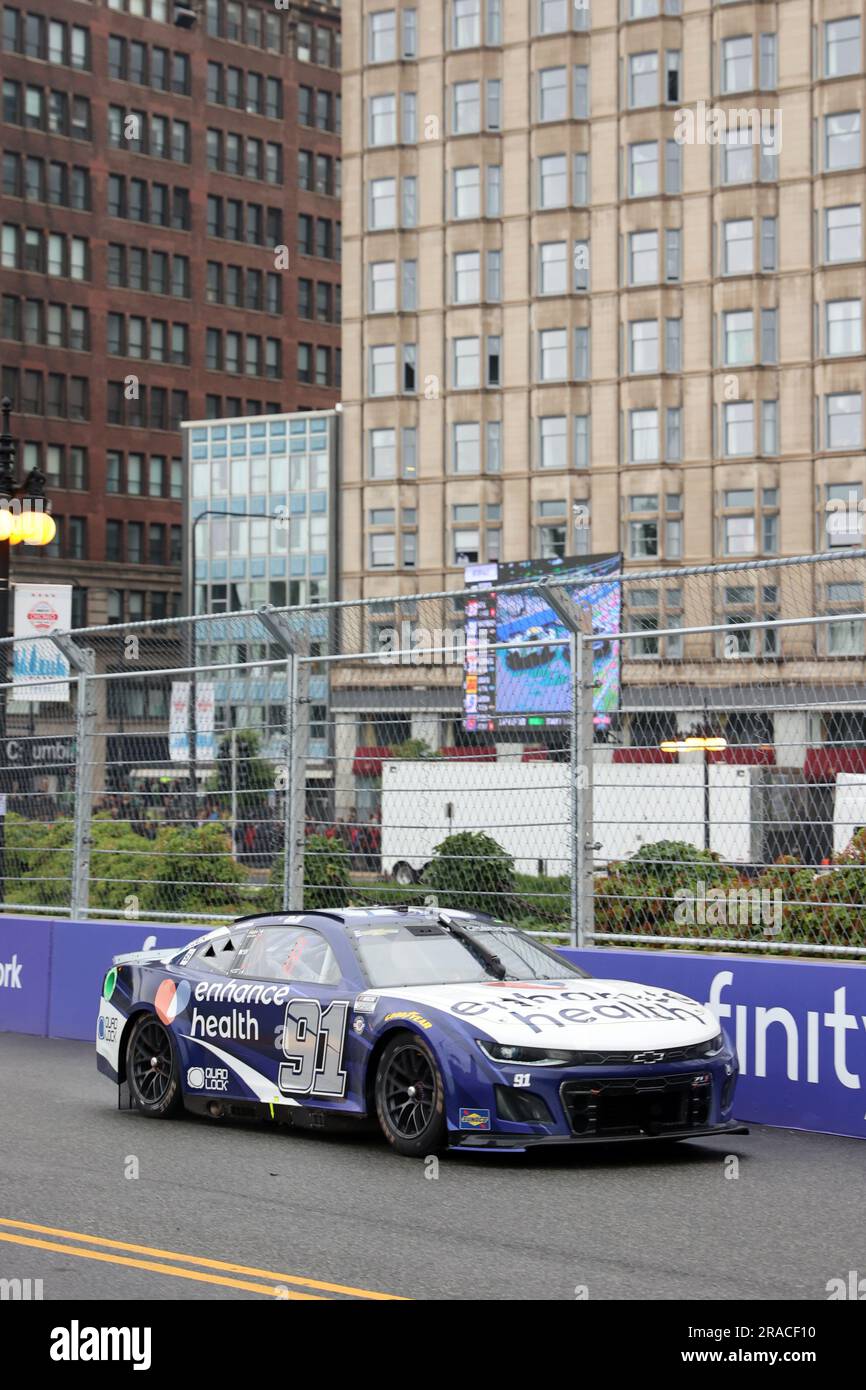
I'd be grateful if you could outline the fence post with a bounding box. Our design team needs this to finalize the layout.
[257,606,305,910]
[576,626,596,947]
[52,635,96,918]
[569,632,580,948]
[542,582,597,949]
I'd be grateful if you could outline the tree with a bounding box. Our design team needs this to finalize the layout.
[422,830,516,916]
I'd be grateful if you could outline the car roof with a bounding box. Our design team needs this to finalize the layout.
[228,907,504,931]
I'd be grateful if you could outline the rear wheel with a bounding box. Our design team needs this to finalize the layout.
[375,1032,447,1158]
[126,1014,182,1118]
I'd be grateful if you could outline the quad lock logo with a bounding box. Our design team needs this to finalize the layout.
[186,1066,229,1093]
[97,1015,118,1044]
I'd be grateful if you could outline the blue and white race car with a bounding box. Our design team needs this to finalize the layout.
[96,908,746,1157]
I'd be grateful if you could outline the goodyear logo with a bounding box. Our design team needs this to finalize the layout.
[383,1010,432,1031]
[459,1108,491,1131]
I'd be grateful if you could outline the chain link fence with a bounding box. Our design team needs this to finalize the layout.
[3,551,866,956]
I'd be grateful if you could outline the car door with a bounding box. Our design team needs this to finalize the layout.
[230,924,363,1115]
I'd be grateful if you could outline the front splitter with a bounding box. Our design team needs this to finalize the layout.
[451,1120,750,1152]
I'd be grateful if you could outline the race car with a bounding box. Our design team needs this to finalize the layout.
[96,907,746,1157]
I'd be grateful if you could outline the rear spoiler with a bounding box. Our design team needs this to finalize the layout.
[111,946,185,968]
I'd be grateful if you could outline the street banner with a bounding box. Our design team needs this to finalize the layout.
[169,680,190,762]
[169,680,216,763]
[195,682,216,763]
[12,584,72,702]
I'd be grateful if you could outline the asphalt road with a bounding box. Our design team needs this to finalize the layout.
[1,1033,864,1302]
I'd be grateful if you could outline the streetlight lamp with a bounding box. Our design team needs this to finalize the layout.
[658,733,728,851]
[0,396,56,901]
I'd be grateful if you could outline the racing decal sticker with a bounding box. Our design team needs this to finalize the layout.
[353,992,379,1014]
[383,1010,432,1030]
[186,1065,229,1092]
[459,1108,491,1131]
[102,967,118,1001]
[95,1000,125,1071]
[181,1034,300,1106]
[154,978,191,1026]
[352,1016,366,1035]
[278,998,350,1099]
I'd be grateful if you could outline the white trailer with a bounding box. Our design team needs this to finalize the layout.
[380,759,757,882]
[832,773,866,855]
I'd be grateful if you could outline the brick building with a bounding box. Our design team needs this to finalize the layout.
[0,0,341,627]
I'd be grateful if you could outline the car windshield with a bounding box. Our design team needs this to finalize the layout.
[353,919,589,989]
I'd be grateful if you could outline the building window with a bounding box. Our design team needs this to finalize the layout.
[630,319,658,373]
[723,309,753,365]
[453,166,481,219]
[539,154,567,208]
[454,250,480,303]
[627,496,660,559]
[452,80,481,133]
[825,482,864,547]
[539,241,567,295]
[370,531,396,569]
[629,230,658,284]
[539,67,568,122]
[630,409,659,463]
[825,112,861,171]
[539,415,567,469]
[369,177,396,230]
[723,401,755,456]
[826,299,862,356]
[723,219,753,275]
[826,393,863,450]
[826,205,862,262]
[629,52,658,108]
[369,10,396,63]
[369,427,396,479]
[629,141,659,197]
[453,0,481,49]
[539,328,568,380]
[825,18,861,78]
[369,260,396,313]
[722,36,752,94]
[369,93,396,146]
[453,421,481,473]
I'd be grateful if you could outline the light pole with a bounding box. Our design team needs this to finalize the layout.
[659,733,728,851]
[0,396,56,900]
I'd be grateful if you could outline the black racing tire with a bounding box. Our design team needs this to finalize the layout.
[126,1013,182,1118]
[375,1031,447,1158]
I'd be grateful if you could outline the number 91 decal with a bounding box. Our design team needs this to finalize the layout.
[278,998,349,1098]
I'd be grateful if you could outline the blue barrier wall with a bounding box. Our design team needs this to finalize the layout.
[0,916,199,1042]
[561,947,866,1141]
[1,915,864,1140]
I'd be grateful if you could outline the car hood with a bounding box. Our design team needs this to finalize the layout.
[370,978,719,1051]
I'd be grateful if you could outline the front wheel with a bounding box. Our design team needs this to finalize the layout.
[126,1014,182,1118]
[375,1033,447,1158]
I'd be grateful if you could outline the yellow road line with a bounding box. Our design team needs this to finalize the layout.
[0,1217,404,1301]
[0,1231,322,1299]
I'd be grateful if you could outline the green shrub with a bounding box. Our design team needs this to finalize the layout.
[422,829,516,916]
[595,839,739,938]
[139,823,248,916]
[263,833,352,912]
